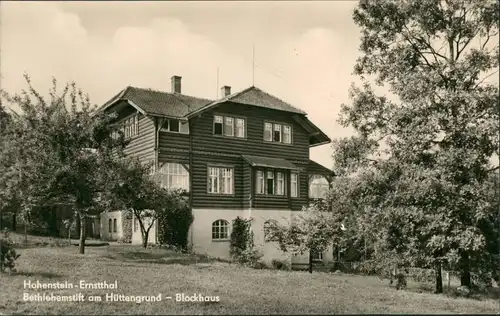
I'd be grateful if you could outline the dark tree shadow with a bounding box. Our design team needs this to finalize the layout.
[101,248,213,266]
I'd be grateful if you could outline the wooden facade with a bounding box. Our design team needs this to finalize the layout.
[103,85,332,213]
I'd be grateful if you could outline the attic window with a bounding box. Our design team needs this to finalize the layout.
[264,121,292,144]
[162,119,189,134]
[170,120,179,132]
[273,124,281,142]
[122,114,139,139]
[213,115,245,138]
[214,115,223,135]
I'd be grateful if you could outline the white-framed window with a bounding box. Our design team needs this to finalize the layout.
[158,163,189,191]
[180,121,189,133]
[276,172,285,195]
[311,250,323,261]
[208,167,219,193]
[208,166,234,194]
[290,172,298,198]
[212,219,229,240]
[214,115,245,138]
[222,168,233,194]
[162,119,189,134]
[256,170,265,194]
[283,125,291,144]
[264,122,273,141]
[264,121,291,144]
[214,115,223,135]
[108,219,112,233]
[236,118,245,138]
[113,219,117,233]
[309,175,329,199]
[256,169,290,196]
[273,124,282,142]
[111,130,120,140]
[266,171,275,195]
[224,117,234,136]
[123,114,139,139]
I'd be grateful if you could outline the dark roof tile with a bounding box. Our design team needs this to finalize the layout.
[102,86,213,117]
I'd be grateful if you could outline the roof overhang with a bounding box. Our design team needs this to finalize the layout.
[292,115,331,147]
[308,159,335,179]
[242,155,299,170]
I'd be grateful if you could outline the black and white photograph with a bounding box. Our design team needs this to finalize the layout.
[0,0,499,314]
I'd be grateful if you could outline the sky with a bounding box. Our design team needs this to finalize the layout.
[0,1,364,168]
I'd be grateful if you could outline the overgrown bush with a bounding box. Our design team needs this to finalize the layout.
[410,267,436,283]
[157,198,192,251]
[229,217,263,267]
[1,232,20,272]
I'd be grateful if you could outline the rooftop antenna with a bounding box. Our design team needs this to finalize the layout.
[216,66,219,99]
[252,44,255,86]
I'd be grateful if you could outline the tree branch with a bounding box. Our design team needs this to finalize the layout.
[473,70,500,90]
[486,166,499,173]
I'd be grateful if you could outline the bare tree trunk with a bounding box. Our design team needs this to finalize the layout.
[143,229,149,248]
[12,213,16,232]
[76,214,81,238]
[24,222,28,247]
[23,208,28,247]
[308,250,313,274]
[435,261,443,294]
[79,213,86,254]
[460,252,471,287]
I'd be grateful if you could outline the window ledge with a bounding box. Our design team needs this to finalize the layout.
[213,134,247,140]
[160,129,189,135]
[212,239,230,242]
[262,140,293,146]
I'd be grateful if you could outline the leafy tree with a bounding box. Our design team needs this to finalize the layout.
[266,204,344,273]
[109,158,186,248]
[334,0,499,292]
[0,75,126,254]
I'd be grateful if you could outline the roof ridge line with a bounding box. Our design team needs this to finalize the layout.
[129,85,213,102]
[251,86,306,115]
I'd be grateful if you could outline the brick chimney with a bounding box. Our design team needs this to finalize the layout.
[221,86,231,97]
[171,76,181,93]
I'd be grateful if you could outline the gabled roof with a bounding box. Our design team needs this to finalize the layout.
[186,86,306,118]
[98,86,213,118]
[242,155,299,170]
[99,84,330,147]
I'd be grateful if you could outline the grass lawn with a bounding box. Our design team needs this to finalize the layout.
[7,233,108,248]
[1,245,499,315]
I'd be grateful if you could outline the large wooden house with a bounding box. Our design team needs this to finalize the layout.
[98,76,333,265]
